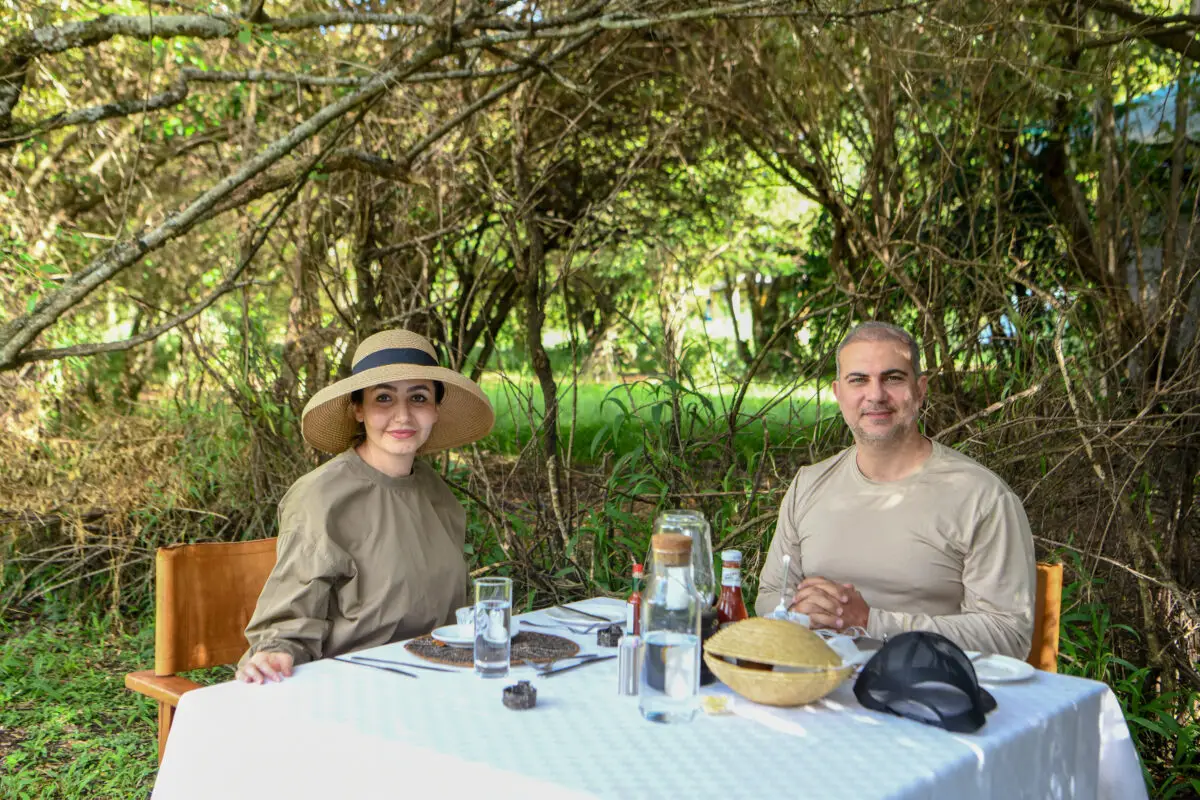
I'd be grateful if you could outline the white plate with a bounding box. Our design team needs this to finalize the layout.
[967,653,1036,683]
[431,624,474,648]
[544,605,625,625]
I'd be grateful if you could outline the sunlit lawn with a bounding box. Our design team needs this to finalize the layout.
[478,378,838,461]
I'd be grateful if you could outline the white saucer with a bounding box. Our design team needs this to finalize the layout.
[431,624,474,648]
[967,653,1036,683]
[545,605,624,625]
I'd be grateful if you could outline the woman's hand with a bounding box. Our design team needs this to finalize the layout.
[236,651,295,684]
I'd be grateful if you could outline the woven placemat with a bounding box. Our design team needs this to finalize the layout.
[404,631,580,668]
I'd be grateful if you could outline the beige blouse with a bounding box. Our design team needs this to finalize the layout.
[239,449,468,667]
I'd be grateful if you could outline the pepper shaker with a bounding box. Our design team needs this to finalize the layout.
[617,633,640,696]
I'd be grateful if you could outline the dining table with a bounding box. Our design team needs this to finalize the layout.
[151,597,1148,800]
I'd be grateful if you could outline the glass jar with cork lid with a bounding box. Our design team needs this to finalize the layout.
[639,532,702,723]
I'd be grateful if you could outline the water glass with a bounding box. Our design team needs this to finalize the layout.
[473,577,513,678]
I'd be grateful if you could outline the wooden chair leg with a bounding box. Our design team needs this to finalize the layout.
[157,700,177,763]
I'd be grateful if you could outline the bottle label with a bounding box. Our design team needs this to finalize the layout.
[721,567,742,587]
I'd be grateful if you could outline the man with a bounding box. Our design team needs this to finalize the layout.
[754,322,1036,659]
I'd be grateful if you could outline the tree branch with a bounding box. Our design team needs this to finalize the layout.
[1,75,189,145]
[12,144,314,366]
[179,64,529,88]
[0,39,454,370]
[0,11,437,127]
[1085,0,1200,61]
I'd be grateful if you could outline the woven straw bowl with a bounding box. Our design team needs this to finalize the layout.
[703,617,855,707]
[703,653,855,707]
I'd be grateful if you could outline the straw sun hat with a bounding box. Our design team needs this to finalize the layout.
[300,329,494,455]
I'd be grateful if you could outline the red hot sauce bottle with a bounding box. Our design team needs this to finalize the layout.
[716,550,749,629]
[626,563,644,635]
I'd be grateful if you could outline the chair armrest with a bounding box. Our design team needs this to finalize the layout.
[125,670,204,707]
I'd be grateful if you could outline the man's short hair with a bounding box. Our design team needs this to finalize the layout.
[837,321,922,378]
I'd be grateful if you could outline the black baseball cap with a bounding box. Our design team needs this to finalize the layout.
[853,631,997,733]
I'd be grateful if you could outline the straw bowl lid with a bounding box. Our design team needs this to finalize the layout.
[704,617,841,669]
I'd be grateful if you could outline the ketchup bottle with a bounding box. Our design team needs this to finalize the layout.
[716,550,748,628]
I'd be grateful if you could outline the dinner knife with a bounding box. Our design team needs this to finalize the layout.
[539,654,617,677]
[333,656,417,679]
[559,604,614,623]
[350,655,458,673]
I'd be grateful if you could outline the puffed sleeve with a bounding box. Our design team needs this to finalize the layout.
[238,494,354,668]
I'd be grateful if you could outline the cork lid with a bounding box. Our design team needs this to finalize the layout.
[652,533,691,553]
[651,533,692,567]
[704,618,840,669]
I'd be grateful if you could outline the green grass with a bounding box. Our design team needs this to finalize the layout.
[478,378,837,461]
[0,615,161,799]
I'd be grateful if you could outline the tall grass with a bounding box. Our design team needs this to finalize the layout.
[1057,552,1200,798]
[479,376,836,463]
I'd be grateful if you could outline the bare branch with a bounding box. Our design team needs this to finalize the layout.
[1085,0,1200,61]
[1,76,189,145]
[11,155,308,366]
[11,279,251,364]
[15,11,433,56]
[0,11,435,126]
[0,38,455,370]
[179,64,529,87]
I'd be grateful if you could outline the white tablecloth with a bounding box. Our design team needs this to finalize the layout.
[153,598,1147,800]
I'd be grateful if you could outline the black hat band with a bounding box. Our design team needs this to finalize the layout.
[352,347,440,374]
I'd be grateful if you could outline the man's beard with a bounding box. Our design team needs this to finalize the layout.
[853,406,915,443]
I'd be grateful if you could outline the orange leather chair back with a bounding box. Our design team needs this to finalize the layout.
[1027,562,1063,672]
[154,539,278,675]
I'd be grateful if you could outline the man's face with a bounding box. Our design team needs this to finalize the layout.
[832,338,927,444]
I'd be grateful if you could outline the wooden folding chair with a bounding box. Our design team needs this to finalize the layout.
[125,538,277,762]
[1027,561,1063,672]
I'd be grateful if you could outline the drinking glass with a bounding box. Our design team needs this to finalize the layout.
[473,577,513,678]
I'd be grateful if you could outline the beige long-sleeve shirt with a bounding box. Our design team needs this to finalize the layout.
[754,441,1035,659]
[239,449,468,667]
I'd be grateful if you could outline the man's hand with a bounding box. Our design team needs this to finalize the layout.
[790,576,869,631]
[235,651,295,684]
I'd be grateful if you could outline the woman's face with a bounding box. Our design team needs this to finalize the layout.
[353,380,439,475]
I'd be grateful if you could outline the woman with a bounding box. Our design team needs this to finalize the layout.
[236,329,494,683]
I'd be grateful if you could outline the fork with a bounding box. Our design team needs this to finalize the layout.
[520,653,601,674]
[521,620,611,633]
[521,655,613,677]
[333,656,417,679]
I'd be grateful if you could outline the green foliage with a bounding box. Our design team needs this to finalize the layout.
[0,613,158,799]
[1058,553,1200,798]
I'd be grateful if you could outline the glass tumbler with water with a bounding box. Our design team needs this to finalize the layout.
[639,533,701,723]
[474,576,512,678]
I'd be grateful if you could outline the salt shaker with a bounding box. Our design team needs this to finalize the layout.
[617,633,640,695]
